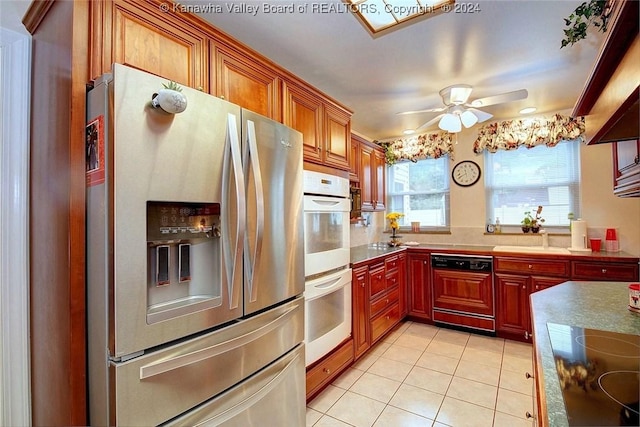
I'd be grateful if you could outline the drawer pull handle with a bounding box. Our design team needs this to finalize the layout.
[323,368,331,374]
[525,372,533,379]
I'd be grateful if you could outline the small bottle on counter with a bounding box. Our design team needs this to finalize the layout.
[486,219,495,234]
[495,217,501,234]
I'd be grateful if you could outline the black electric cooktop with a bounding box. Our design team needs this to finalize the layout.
[547,323,640,426]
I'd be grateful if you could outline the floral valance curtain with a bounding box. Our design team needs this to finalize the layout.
[380,132,454,165]
[473,114,585,153]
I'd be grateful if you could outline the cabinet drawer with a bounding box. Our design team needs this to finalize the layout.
[370,265,386,298]
[370,286,399,318]
[385,255,399,272]
[572,262,639,281]
[494,257,570,277]
[306,338,353,400]
[371,303,400,343]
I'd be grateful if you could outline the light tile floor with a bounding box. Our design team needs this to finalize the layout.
[307,321,536,427]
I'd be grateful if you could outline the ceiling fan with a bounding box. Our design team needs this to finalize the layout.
[398,84,528,133]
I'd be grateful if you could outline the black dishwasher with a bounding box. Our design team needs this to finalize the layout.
[431,254,495,333]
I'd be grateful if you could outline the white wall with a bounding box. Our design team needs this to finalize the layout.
[351,127,640,256]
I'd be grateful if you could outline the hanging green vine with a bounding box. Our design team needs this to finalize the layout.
[561,0,611,48]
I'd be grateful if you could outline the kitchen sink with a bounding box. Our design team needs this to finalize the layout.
[492,245,571,254]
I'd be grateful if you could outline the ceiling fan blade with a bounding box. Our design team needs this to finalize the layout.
[416,114,444,130]
[397,106,446,115]
[469,89,528,108]
[467,108,493,123]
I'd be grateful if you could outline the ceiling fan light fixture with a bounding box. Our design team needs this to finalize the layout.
[460,110,479,128]
[439,113,462,133]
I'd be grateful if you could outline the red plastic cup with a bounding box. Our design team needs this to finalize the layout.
[605,228,617,240]
[590,238,601,252]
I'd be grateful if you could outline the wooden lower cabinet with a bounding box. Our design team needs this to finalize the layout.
[495,256,570,342]
[407,252,431,321]
[352,266,370,359]
[306,338,354,402]
[351,253,405,362]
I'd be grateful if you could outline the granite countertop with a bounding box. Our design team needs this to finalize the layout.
[350,243,638,265]
[530,281,640,427]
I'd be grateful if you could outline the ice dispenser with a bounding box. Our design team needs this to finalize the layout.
[146,201,222,324]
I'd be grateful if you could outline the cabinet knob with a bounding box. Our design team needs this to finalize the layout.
[386,315,390,320]
[528,264,533,269]
[423,261,427,265]
[525,372,534,379]
[220,95,225,100]
[323,367,331,374]
[385,299,389,304]
[535,285,539,291]
[522,285,526,290]
[524,331,530,340]
[525,412,534,419]
[601,269,607,274]
[361,283,365,288]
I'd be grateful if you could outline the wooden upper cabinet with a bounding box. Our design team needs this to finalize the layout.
[324,103,351,170]
[212,43,281,120]
[349,134,361,182]
[283,80,324,162]
[92,0,209,90]
[283,79,351,171]
[359,139,386,211]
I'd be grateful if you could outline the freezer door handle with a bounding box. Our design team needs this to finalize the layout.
[243,119,264,302]
[139,302,300,380]
[186,349,302,425]
[222,113,245,310]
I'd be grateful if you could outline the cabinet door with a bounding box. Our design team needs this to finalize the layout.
[101,1,208,89]
[323,104,351,170]
[407,253,431,320]
[349,134,361,182]
[373,148,386,211]
[495,273,530,340]
[352,266,370,360]
[283,81,323,164]
[360,143,375,211]
[213,44,281,120]
[397,253,407,318]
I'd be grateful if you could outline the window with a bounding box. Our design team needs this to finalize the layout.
[485,141,581,228]
[386,156,450,230]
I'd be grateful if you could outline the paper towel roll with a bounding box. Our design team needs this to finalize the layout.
[570,219,588,250]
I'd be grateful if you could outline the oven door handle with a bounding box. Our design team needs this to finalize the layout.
[305,270,351,300]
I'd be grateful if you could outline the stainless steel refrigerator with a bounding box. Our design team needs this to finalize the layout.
[86,64,305,426]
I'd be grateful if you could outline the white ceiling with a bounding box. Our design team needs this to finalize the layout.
[197,0,606,141]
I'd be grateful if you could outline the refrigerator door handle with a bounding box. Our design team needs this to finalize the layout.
[243,119,264,302]
[222,113,245,310]
[138,302,300,380]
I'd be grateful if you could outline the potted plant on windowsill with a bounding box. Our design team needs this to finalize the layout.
[521,206,545,233]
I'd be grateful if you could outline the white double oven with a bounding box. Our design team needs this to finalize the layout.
[303,170,352,366]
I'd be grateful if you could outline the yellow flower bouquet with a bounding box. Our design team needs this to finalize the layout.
[385,212,404,238]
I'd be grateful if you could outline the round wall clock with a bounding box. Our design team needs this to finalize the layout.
[451,160,481,187]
